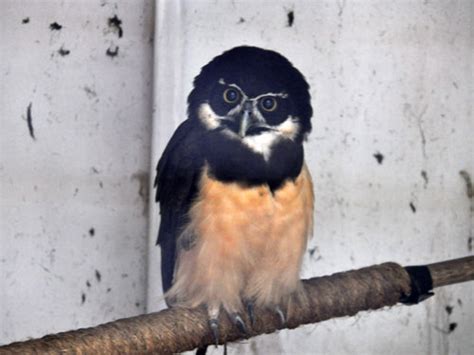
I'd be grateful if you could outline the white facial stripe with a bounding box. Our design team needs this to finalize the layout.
[198,103,221,129]
[277,115,299,140]
[200,81,299,143]
[198,102,297,160]
[252,108,267,124]
[198,103,298,139]
[227,102,243,116]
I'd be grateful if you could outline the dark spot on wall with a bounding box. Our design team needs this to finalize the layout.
[308,246,322,261]
[83,86,98,100]
[40,264,51,274]
[445,305,453,315]
[50,22,62,31]
[73,188,79,196]
[404,103,428,159]
[48,248,56,264]
[107,287,112,293]
[287,10,294,27]
[409,202,416,213]
[337,0,347,16]
[457,299,463,306]
[421,170,429,188]
[135,302,141,308]
[452,82,458,89]
[95,269,102,282]
[238,17,245,24]
[373,152,384,164]
[108,15,123,38]
[121,273,129,278]
[58,46,70,56]
[90,166,100,174]
[26,102,35,140]
[459,171,473,250]
[89,228,95,237]
[459,170,473,200]
[106,45,119,58]
[132,171,150,215]
[448,322,457,333]
[99,181,104,188]
[22,17,30,24]
[81,292,86,304]
[86,280,91,288]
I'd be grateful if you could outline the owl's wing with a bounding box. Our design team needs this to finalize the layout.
[155,118,205,293]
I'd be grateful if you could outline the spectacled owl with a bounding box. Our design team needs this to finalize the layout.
[155,45,314,348]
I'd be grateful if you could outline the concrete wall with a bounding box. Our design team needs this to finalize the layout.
[1,0,473,354]
[149,1,473,354]
[0,0,154,344]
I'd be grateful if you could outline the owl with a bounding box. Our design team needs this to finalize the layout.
[155,46,314,347]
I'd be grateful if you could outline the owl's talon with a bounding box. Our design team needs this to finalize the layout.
[231,313,248,334]
[209,318,219,347]
[245,301,255,326]
[275,306,286,327]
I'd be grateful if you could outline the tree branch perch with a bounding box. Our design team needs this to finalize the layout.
[1,256,473,354]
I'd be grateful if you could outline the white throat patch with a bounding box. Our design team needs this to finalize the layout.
[242,132,279,161]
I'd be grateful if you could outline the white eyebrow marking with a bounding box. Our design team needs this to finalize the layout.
[254,92,288,100]
[216,79,288,101]
[217,79,248,101]
[227,83,248,99]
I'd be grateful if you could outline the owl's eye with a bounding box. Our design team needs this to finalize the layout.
[260,97,278,112]
[223,88,240,104]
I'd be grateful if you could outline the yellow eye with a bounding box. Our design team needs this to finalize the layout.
[260,96,277,112]
[223,88,240,104]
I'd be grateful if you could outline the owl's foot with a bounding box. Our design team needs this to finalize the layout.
[245,300,255,326]
[229,312,248,334]
[208,318,220,347]
[244,301,286,328]
[274,305,286,327]
[272,288,308,327]
[245,301,285,327]
[206,305,249,346]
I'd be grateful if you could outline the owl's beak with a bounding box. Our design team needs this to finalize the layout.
[238,101,253,137]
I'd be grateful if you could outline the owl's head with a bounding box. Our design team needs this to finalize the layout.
[188,46,312,148]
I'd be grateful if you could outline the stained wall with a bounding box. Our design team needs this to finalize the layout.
[149,1,473,354]
[1,0,472,353]
[1,0,154,343]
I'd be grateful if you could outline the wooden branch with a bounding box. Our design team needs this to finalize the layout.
[428,256,474,288]
[1,256,473,354]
